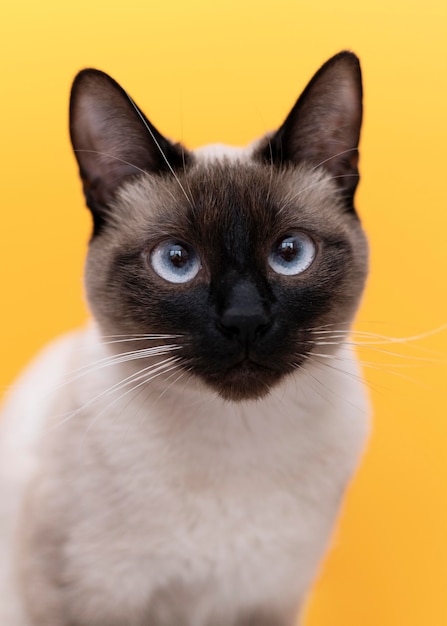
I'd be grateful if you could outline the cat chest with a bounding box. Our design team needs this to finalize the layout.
[50,360,368,621]
[63,468,333,623]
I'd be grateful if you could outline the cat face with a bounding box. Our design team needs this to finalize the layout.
[70,52,368,401]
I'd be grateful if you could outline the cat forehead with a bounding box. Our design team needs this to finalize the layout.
[193,143,252,163]
[109,149,350,249]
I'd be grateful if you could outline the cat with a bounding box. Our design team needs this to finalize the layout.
[0,51,370,626]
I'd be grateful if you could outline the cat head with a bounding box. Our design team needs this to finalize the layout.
[69,51,368,401]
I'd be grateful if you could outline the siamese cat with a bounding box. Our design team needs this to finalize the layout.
[0,51,370,625]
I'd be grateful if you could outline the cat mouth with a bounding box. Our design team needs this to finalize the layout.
[227,357,276,375]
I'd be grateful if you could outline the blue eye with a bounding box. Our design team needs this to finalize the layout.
[268,233,316,276]
[150,240,201,284]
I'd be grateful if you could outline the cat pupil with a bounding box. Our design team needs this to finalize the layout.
[169,245,188,267]
[280,239,299,262]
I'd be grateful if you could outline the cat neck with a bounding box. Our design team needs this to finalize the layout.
[72,324,369,472]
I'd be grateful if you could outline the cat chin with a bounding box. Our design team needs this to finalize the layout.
[201,360,288,402]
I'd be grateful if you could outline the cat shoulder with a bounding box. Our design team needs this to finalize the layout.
[0,326,98,468]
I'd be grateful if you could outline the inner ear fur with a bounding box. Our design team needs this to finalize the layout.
[69,69,189,232]
[258,51,363,204]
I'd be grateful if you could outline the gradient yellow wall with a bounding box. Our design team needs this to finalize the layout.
[1,1,446,624]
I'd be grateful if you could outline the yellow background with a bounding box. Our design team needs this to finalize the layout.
[1,1,446,624]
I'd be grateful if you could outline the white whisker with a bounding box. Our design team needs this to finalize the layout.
[308,352,434,389]
[309,351,433,368]
[277,174,358,215]
[309,147,358,172]
[51,355,180,429]
[348,343,446,363]
[80,359,182,442]
[307,359,384,400]
[99,334,181,344]
[310,340,446,364]
[153,368,189,406]
[74,149,147,176]
[125,93,194,208]
[59,345,181,388]
[311,322,447,344]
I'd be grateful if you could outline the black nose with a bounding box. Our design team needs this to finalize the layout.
[219,306,272,344]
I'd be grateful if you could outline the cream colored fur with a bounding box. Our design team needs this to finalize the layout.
[0,322,369,625]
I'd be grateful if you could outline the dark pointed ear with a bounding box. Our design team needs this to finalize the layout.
[69,69,189,232]
[259,51,363,205]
